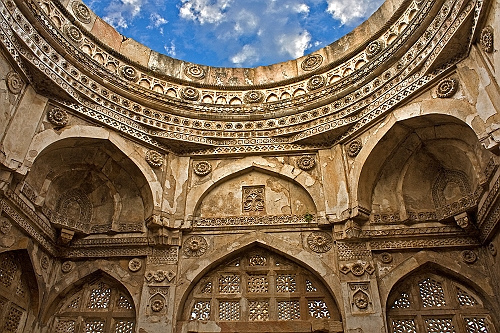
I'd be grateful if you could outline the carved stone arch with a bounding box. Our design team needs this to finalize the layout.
[355,113,492,222]
[0,249,40,333]
[175,232,344,325]
[43,269,137,332]
[25,126,161,212]
[383,252,499,333]
[186,158,325,222]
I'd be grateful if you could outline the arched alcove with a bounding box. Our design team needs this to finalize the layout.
[178,245,341,333]
[24,137,153,236]
[387,269,497,333]
[48,272,136,333]
[357,115,491,223]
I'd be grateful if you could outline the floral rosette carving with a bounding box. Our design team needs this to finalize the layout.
[243,91,264,104]
[48,107,69,126]
[297,156,316,171]
[146,150,163,168]
[41,255,49,270]
[380,252,393,264]
[151,299,164,312]
[436,78,458,98]
[61,261,74,274]
[350,263,365,276]
[354,292,369,309]
[301,54,323,71]
[0,217,12,235]
[6,71,23,94]
[307,232,333,253]
[183,236,208,257]
[72,1,91,24]
[121,66,139,82]
[63,25,83,44]
[488,243,497,256]
[480,26,494,53]
[366,40,384,59]
[128,258,142,272]
[180,87,200,101]
[194,161,212,176]
[347,139,363,157]
[307,75,326,90]
[461,250,477,264]
[184,64,206,80]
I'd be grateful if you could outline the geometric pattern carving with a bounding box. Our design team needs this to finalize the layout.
[242,186,265,213]
[388,273,494,333]
[184,247,339,324]
[53,277,135,333]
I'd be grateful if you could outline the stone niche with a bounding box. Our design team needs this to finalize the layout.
[196,170,316,218]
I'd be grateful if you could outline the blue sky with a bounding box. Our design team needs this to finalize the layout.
[83,0,384,67]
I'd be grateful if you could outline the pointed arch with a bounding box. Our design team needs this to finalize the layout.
[175,231,344,324]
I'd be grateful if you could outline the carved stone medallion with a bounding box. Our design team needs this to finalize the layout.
[301,54,323,71]
[488,243,497,256]
[307,232,333,253]
[71,1,91,24]
[146,150,163,168]
[128,258,142,272]
[184,64,206,80]
[180,87,200,101]
[480,26,494,53]
[380,252,393,264]
[151,299,165,312]
[436,78,458,98]
[297,156,316,171]
[61,261,74,274]
[183,236,208,257]
[350,263,365,276]
[40,255,49,270]
[461,250,477,264]
[366,40,384,59]
[194,161,212,176]
[6,71,23,94]
[47,107,69,126]
[347,139,363,157]
[63,25,83,44]
[0,217,12,235]
[120,66,139,82]
[243,91,264,104]
[354,291,370,309]
[307,75,325,90]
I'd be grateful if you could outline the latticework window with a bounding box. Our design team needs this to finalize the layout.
[183,247,340,330]
[52,277,135,333]
[388,273,496,333]
[0,251,32,333]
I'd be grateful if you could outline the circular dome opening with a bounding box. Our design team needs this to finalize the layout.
[83,0,385,67]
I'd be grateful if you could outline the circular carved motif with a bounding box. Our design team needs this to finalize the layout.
[146,150,163,168]
[380,252,393,264]
[194,161,212,176]
[243,91,264,104]
[347,139,363,157]
[71,1,91,24]
[151,299,164,312]
[48,107,69,126]
[121,66,139,82]
[183,236,208,257]
[307,232,333,253]
[184,64,206,80]
[297,156,316,171]
[436,78,458,98]
[41,255,49,270]
[61,261,74,274]
[307,75,326,90]
[461,250,477,264]
[128,258,142,272]
[63,25,83,44]
[0,217,12,235]
[366,40,384,59]
[180,87,200,101]
[488,243,497,256]
[301,54,323,71]
[154,270,166,282]
[6,71,23,94]
[351,263,365,276]
[354,292,369,309]
[480,26,494,53]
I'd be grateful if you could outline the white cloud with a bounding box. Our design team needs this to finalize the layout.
[294,3,310,14]
[101,0,145,29]
[179,0,233,25]
[326,0,383,25]
[278,30,312,59]
[148,13,168,29]
[164,40,177,57]
[231,44,259,65]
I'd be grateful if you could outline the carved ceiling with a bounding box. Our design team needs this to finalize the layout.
[0,0,490,154]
